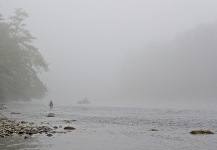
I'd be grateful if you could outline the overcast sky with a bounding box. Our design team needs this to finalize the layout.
[1,0,217,109]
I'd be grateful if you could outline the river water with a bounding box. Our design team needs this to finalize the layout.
[0,103,217,150]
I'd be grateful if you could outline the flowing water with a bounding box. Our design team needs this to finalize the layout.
[0,103,217,150]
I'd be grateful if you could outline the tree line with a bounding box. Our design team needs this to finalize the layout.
[121,23,217,101]
[0,8,48,102]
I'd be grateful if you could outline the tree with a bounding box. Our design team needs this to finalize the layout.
[0,14,13,101]
[0,8,48,102]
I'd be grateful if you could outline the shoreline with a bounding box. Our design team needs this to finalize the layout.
[0,108,53,139]
[0,104,75,139]
[1,103,217,150]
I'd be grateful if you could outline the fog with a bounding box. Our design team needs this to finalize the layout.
[1,0,217,109]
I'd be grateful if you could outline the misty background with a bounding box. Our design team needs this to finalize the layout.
[1,0,217,109]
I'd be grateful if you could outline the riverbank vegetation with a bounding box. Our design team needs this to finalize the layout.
[0,8,48,102]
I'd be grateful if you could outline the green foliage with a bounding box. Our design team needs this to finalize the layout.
[0,8,48,102]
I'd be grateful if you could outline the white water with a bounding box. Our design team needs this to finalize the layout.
[1,103,217,150]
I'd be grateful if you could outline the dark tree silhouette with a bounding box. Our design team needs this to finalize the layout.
[0,9,48,102]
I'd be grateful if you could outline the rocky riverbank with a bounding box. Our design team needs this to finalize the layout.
[0,115,76,139]
[0,104,76,139]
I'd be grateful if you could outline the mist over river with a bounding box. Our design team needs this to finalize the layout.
[1,103,217,150]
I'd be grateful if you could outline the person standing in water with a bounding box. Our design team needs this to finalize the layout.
[49,100,53,109]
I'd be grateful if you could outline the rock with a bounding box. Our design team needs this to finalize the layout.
[64,120,71,123]
[51,131,57,134]
[11,112,20,115]
[53,126,58,129]
[14,127,21,131]
[64,119,77,123]
[47,113,55,117]
[19,131,25,135]
[149,129,158,131]
[7,120,15,123]
[64,126,76,130]
[31,127,38,132]
[21,121,28,124]
[47,133,53,137]
[190,130,214,135]
[0,104,7,110]
[29,122,34,125]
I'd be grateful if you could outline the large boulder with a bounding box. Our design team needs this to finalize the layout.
[190,130,214,135]
[64,126,76,130]
[46,113,55,117]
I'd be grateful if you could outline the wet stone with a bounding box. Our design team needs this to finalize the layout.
[11,112,21,115]
[149,129,158,131]
[21,121,28,124]
[64,126,76,130]
[47,133,53,137]
[190,130,214,135]
[47,113,55,117]
[53,126,58,129]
